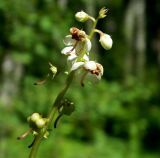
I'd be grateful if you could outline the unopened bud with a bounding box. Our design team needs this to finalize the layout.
[99,7,108,19]
[75,11,89,22]
[43,131,49,138]
[62,102,75,116]
[49,62,57,78]
[60,99,75,116]
[29,113,41,122]
[36,118,46,128]
[99,33,113,50]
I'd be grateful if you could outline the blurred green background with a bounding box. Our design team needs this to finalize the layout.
[0,0,160,158]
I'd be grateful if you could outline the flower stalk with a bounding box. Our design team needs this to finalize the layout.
[29,72,74,158]
[88,18,99,39]
[20,7,113,158]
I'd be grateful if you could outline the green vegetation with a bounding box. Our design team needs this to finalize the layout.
[0,0,160,158]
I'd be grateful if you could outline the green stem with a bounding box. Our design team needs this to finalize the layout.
[94,29,103,35]
[29,72,75,158]
[48,71,75,123]
[88,17,100,39]
[77,17,100,61]
[28,15,99,157]
[29,135,42,158]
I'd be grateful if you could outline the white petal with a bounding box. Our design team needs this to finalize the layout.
[84,61,97,70]
[67,54,77,61]
[71,62,84,71]
[61,46,74,55]
[63,35,76,46]
[97,63,104,75]
[100,65,104,75]
[83,54,89,61]
[85,38,92,51]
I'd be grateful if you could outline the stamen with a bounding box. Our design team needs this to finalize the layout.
[68,41,79,54]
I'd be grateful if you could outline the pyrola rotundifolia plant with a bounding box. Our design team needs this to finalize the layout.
[18,7,113,158]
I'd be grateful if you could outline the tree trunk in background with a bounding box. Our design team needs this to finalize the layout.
[124,0,146,84]
[153,29,160,79]
[57,0,68,10]
[134,0,146,80]
[124,0,146,157]
[0,53,23,107]
[85,0,99,60]
[126,122,142,158]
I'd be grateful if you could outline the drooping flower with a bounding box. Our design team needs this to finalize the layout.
[71,60,104,86]
[84,61,103,80]
[79,61,103,86]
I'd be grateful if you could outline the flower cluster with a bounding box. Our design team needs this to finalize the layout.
[61,8,113,85]
[27,113,48,130]
[17,113,49,144]
[18,8,113,156]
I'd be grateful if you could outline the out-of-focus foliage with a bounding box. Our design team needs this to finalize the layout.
[0,0,160,158]
[0,0,73,72]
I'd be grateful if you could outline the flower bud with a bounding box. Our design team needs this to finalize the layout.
[62,102,75,116]
[29,113,41,123]
[36,118,46,128]
[43,131,49,139]
[75,11,89,22]
[49,62,57,78]
[61,99,75,116]
[99,33,113,50]
[99,7,108,19]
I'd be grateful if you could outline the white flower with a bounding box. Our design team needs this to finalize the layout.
[71,60,103,87]
[63,35,76,46]
[99,33,113,50]
[75,11,89,22]
[61,28,91,71]
[61,35,91,56]
[84,61,103,80]
[61,27,93,72]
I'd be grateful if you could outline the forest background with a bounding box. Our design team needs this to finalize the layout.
[0,0,160,158]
